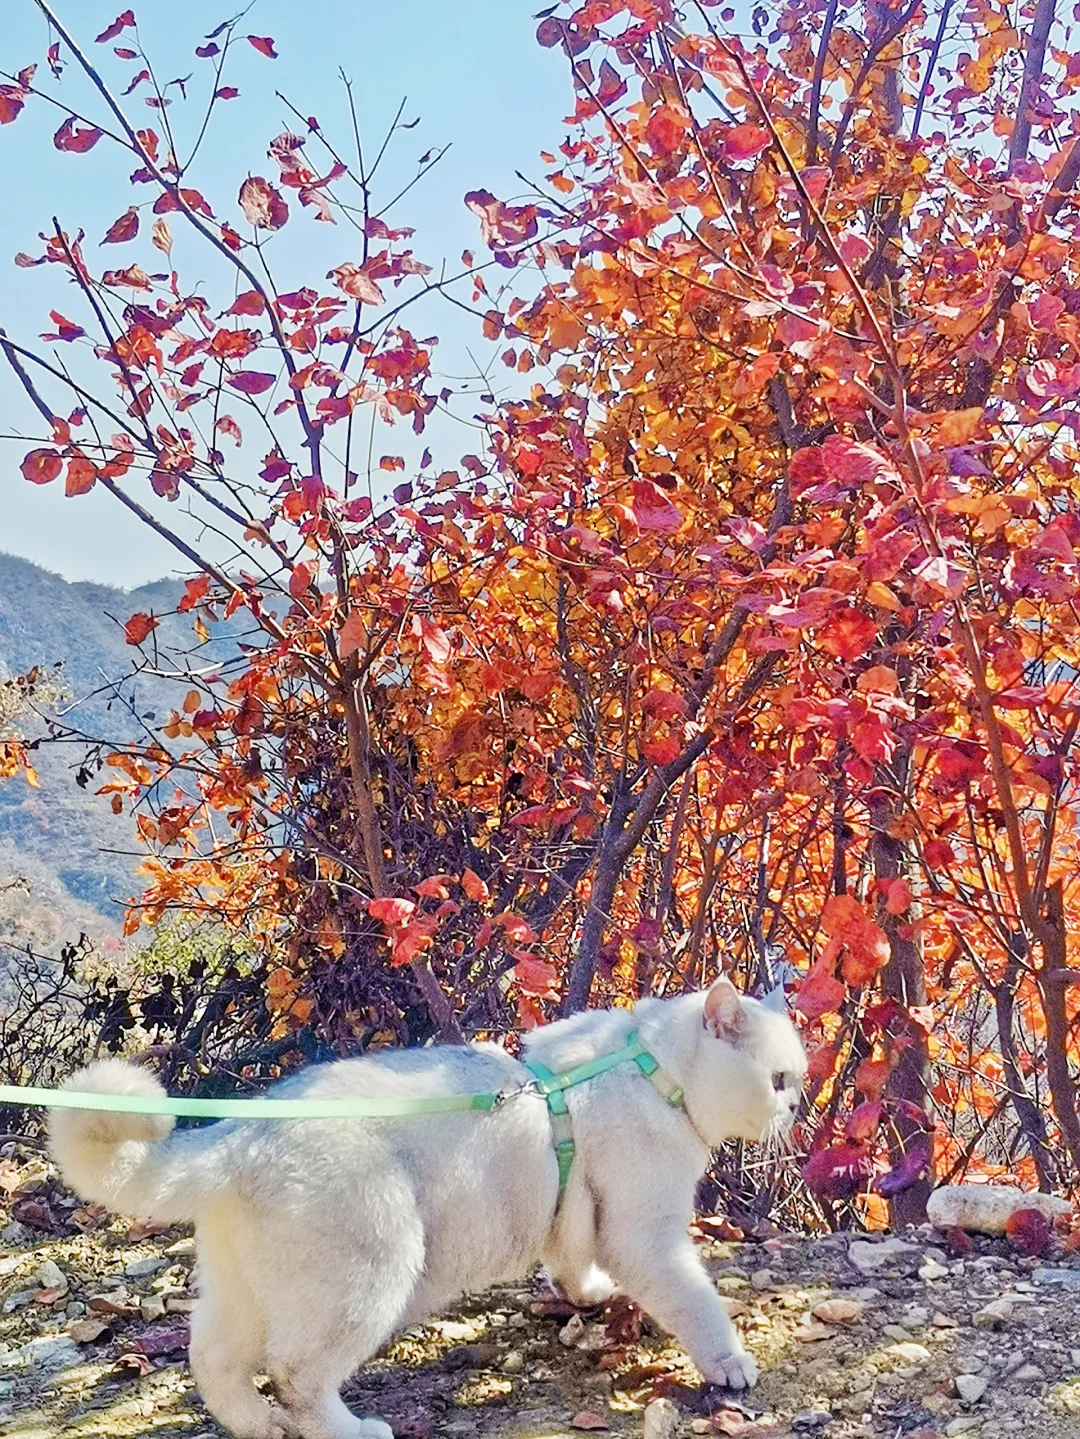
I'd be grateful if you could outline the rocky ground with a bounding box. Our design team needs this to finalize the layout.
[0,1141,1078,1439]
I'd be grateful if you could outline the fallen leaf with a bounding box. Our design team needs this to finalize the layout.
[570,1413,610,1431]
[69,1318,110,1343]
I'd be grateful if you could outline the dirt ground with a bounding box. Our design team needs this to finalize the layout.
[1,1142,1079,1439]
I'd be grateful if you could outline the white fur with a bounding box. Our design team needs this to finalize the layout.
[49,981,805,1439]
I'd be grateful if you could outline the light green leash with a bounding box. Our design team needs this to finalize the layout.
[0,1030,685,1204]
[0,1085,500,1120]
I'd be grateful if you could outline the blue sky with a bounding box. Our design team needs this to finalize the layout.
[0,1,570,587]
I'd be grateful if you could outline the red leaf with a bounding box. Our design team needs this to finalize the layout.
[845,1100,883,1144]
[227,371,276,396]
[923,838,955,869]
[723,123,771,162]
[368,897,416,925]
[569,1413,609,1432]
[328,262,384,305]
[124,611,158,646]
[228,290,266,316]
[288,560,317,598]
[338,610,366,660]
[215,86,239,100]
[1005,1208,1052,1258]
[238,176,288,230]
[417,617,451,665]
[461,868,489,903]
[178,575,210,612]
[103,207,140,244]
[514,956,559,997]
[41,311,85,342]
[642,735,682,766]
[65,454,97,496]
[390,917,437,967]
[413,875,453,900]
[818,607,877,662]
[246,35,278,58]
[793,963,845,1021]
[20,448,63,485]
[215,415,242,446]
[53,116,103,153]
[802,1141,874,1200]
[855,1058,892,1101]
[0,85,27,125]
[95,10,136,43]
[876,1137,933,1198]
[885,878,912,915]
[464,189,538,249]
[630,478,684,533]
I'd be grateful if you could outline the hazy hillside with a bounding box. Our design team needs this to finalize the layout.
[0,552,195,945]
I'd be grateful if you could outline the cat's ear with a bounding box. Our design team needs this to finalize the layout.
[703,977,745,1042]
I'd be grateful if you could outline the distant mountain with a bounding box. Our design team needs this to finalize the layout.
[0,552,199,948]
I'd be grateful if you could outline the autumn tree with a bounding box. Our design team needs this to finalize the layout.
[6,0,1080,1227]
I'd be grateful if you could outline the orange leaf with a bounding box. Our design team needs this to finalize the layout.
[368,897,416,925]
[124,611,158,646]
[338,610,367,660]
[461,868,489,903]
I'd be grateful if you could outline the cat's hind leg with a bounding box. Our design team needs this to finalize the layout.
[190,1219,292,1439]
[259,1202,425,1439]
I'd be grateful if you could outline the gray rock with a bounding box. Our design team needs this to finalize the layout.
[848,1238,920,1274]
[0,1223,33,1248]
[34,1259,68,1296]
[165,1236,196,1256]
[955,1374,988,1403]
[124,1256,166,1279]
[973,1296,1013,1328]
[1010,1363,1044,1383]
[500,1351,524,1374]
[945,1419,983,1436]
[10,1335,81,1372]
[1,1290,34,1314]
[792,1414,834,1432]
[140,1294,167,1322]
[1033,1267,1080,1286]
[883,1324,914,1341]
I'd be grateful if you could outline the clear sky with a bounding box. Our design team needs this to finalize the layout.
[0,1,570,588]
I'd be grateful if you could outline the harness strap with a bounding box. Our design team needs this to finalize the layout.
[523,1031,685,1202]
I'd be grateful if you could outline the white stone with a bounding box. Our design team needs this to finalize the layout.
[955,1374,988,1403]
[919,1259,949,1282]
[643,1398,679,1439]
[974,1297,1014,1328]
[886,1342,931,1367]
[927,1185,1071,1236]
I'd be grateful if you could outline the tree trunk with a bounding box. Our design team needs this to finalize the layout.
[870,756,933,1227]
[1038,880,1080,1175]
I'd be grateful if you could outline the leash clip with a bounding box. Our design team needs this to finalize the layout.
[492,1080,539,1108]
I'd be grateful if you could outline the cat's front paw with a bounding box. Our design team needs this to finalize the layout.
[707,1349,758,1390]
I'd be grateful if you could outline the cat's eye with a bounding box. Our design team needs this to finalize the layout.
[771,1071,787,1093]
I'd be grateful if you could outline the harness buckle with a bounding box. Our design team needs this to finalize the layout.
[492,1081,538,1109]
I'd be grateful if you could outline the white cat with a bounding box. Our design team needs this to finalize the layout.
[49,978,805,1439]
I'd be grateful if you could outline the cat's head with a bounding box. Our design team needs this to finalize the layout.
[683,977,807,1147]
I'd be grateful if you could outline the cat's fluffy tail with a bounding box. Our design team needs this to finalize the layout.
[48,1059,208,1221]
